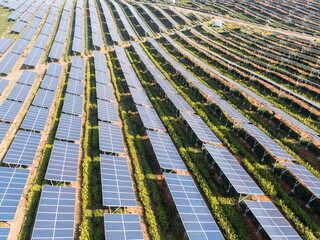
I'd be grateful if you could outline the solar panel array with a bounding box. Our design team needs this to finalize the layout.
[129,87,152,107]
[3,130,42,166]
[100,155,136,207]
[238,122,296,162]
[0,38,14,57]
[104,214,144,239]
[110,0,138,39]
[62,93,83,116]
[48,0,73,61]
[151,4,179,29]
[165,91,195,113]
[98,121,125,154]
[97,99,119,123]
[147,130,187,171]
[96,83,114,101]
[0,228,10,240]
[122,1,153,36]
[138,3,166,32]
[0,122,10,144]
[0,78,9,94]
[46,141,80,182]
[181,112,222,144]
[136,105,166,131]
[0,167,30,221]
[56,113,82,141]
[89,0,104,49]
[99,0,121,44]
[244,201,301,240]
[72,1,84,54]
[31,186,76,239]
[205,144,263,195]
[168,6,191,25]
[164,173,224,240]
[20,106,50,132]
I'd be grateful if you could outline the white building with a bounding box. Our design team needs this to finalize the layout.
[214,19,223,27]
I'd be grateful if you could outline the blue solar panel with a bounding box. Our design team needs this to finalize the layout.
[0,53,20,75]
[32,186,76,240]
[104,214,144,239]
[10,39,29,55]
[72,57,85,70]
[48,42,64,60]
[29,16,42,29]
[72,38,84,54]
[17,70,37,86]
[69,67,84,81]
[21,106,50,132]
[46,63,63,78]
[3,130,42,166]
[97,99,118,123]
[11,21,27,33]
[0,100,23,122]
[0,122,10,144]
[98,122,125,154]
[54,30,68,44]
[0,228,10,240]
[0,38,14,56]
[66,79,84,96]
[46,141,80,182]
[96,83,114,101]
[23,47,44,68]
[34,34,50,49]
[41,22,54,36]
[7,83,32,102]
[0,78,9,94]
[136,105,166,131]
[95,70,111,85]
[40,75,60,91]
[147,130,187,171]
[62,93,83,115]
[164,173,224,240]
[100,155,136,207]
[21,26,37,41]
[74,25,84,39]
[32,89,55,108]
[129,87,152,107]
[56,114,82,141]
[0,167,30,221]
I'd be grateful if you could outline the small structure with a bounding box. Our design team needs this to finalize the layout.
[169,0,176,3]
[214,19,223,27]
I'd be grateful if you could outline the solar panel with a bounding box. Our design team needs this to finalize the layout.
[0,78,9,94]
[21,106,50,132]
[97,99,119,123]
[164,173,224,240]
[0,100,22,122]
[7,83,32,102]
[21,26,37,41]
[3,130,41,166]
[41,22,54,36]
[0,53,20,75]
[32,89,55,108]
[62,93,83,116]
[138,3,166,32]
[17,70,37,86]
[23,47,43,68]
[66,79,84,96]
[55,114,82,141]
[95,70,111,85]
[100,155,136,207]
[10,39,29,55]
[74,25,84,39]
[96,83,114,101]
[129,87,152,107]
[205,144,263,195]
[0,228,10,240]
[72,57,85,70]
[0,122,10,144]
[181,112,221,144]
[104,214,144,239]
[46,63,63,77]
[48,42,64,60]
[238,122,296,162]
[72,37,84,54]
[11,21,27,33]
[31,186,76,240]
[166,92,195,113]
[98,121,125,154]
[0,38,14,56]
[151,5,179,28]
[282,162,320,199]
[147,130,187,171]
[0,167,29,221]
[136,105,165,131]
[46,141,80,182]
[40,75,60,91]
[210,97,250,123]
[244,200,301,240]
[69,67,84,81]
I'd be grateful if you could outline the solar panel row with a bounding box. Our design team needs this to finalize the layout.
[99,0,121,44]
[48,0,73,61]
[72,2,84,54]
[138,3,166,32]
[151,4,179,29]
[89,0,104,49]
[93,51,111,85]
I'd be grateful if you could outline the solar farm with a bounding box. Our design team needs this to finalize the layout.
[1,0,320,239]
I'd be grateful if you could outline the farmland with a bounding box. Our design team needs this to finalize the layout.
[0,0,320,239]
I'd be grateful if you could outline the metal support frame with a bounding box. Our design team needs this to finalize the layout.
[261,150,268,161]
[306,195,317,208]
[291,180,300,193]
